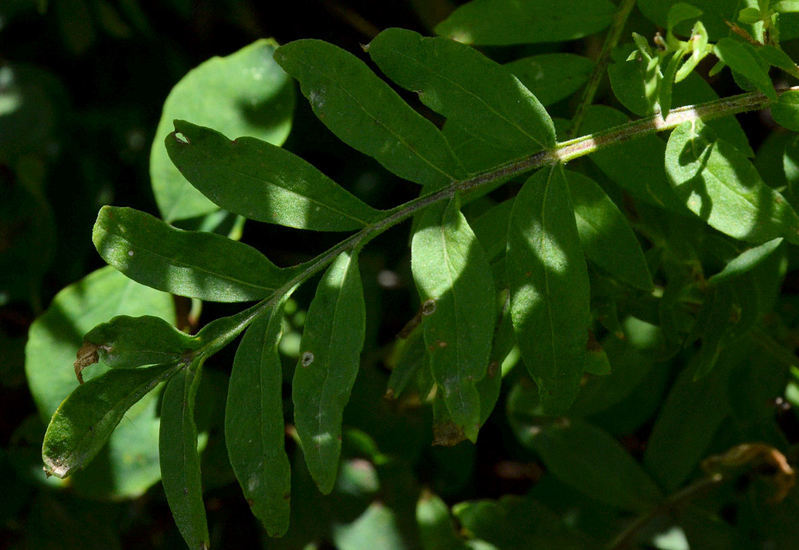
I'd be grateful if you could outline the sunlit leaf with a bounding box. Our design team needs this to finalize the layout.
[275,39,465,188]
[151,39,294,221]
[412,197,495,441]
[507,166,590,414]
[435,0,615,46]
[665,120,799,243]
[166,121,382,231]
[93,206,295,302]
[293,251,365,494]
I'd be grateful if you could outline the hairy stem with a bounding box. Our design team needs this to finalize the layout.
[570,0,637,137]
[197,85,799,356]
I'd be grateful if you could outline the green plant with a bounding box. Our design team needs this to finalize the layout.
[24,0,799,548]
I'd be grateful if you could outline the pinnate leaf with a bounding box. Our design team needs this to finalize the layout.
[160,364,209,550]
[93,206,295,302]
[151,39,294,222]
[507,166,590,414]
[435,0,615,46]
[166,121,381,231]
[226,304,292,536]
[42,364,175,478]
[665,120,799,244]
[293,251,365,494]
[412,197,495,441]
[274,39,465,188]
[368,28,555,169]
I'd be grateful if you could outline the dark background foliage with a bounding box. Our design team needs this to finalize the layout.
[4,1,799,549]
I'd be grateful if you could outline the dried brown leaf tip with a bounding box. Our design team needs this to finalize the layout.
[702,442,796,502]
[433,420,466,447]
[73,342,99,384]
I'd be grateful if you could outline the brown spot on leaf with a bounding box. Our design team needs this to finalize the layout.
[433,421,466,447]
[74,342,99,384]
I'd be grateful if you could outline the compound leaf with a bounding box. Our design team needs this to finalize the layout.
[412,197,495,442]
[293,251,365,494]
[151,39,294,222]
[166,121,382,231]
[93,206,295,302]
[274,39,465,188]
[226,304,291,536]
[507,166,590,414]
[369,28,555,169]
[565,170,653,291]
[435,0,615,46]
[42,364,175,478]
[160,364,209,550]
[665,120,799,244]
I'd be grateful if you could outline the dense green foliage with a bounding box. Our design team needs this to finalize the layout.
[6,0,799,548]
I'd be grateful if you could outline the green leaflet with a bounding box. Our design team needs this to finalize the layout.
[608,43,661,117]
[150,39,294,222]
[226,304,291,536]
[412,197,495,442]
[708,238,784,286]
[714,38,776,100]
[565,170,653,291]
[506,54,594,107]
[772,90,799,132]
[293,251,365,494]
[523,419,663,512]
[160,364,208,550]
[165,121,382,231]
[274,40,465,188]
[25,267,173,498]
[42,364,175,478]
[638,0,743,40]
[368,28,555,169]
[435,0,615,46]
[93,206,295,302]
[507,167,590,414]
[582,106,688,214]
[82,315,197,370]
[665,120,799,244]
[644,347,739,492]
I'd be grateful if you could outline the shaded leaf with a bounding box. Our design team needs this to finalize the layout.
[274,39,465,188]
[386,328,427,400]
[523,419,663,512]
[507,167,590,414]
[665,120,799,243]
[166,121,381,231]
[506,54,594,107]
[417,492,463,550]
[435,0,615,46]
[369,28,555,170]
[714,38,776,100]
[772,90,799,132]
[42,364,175,478]
[160,364,209,550]
[93,206,294,302]
[707,238,784,286]
[412,197,495,441]
[226,304,291,536]
[293,251,365,494]
[566,170,653,291]
[151,39,294,222]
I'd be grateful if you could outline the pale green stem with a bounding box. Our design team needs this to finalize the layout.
[192,85,799,358]
[570,0,638,137]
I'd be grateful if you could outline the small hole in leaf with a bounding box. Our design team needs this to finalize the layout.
[301,351,314,367]
[421,299,437,316]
